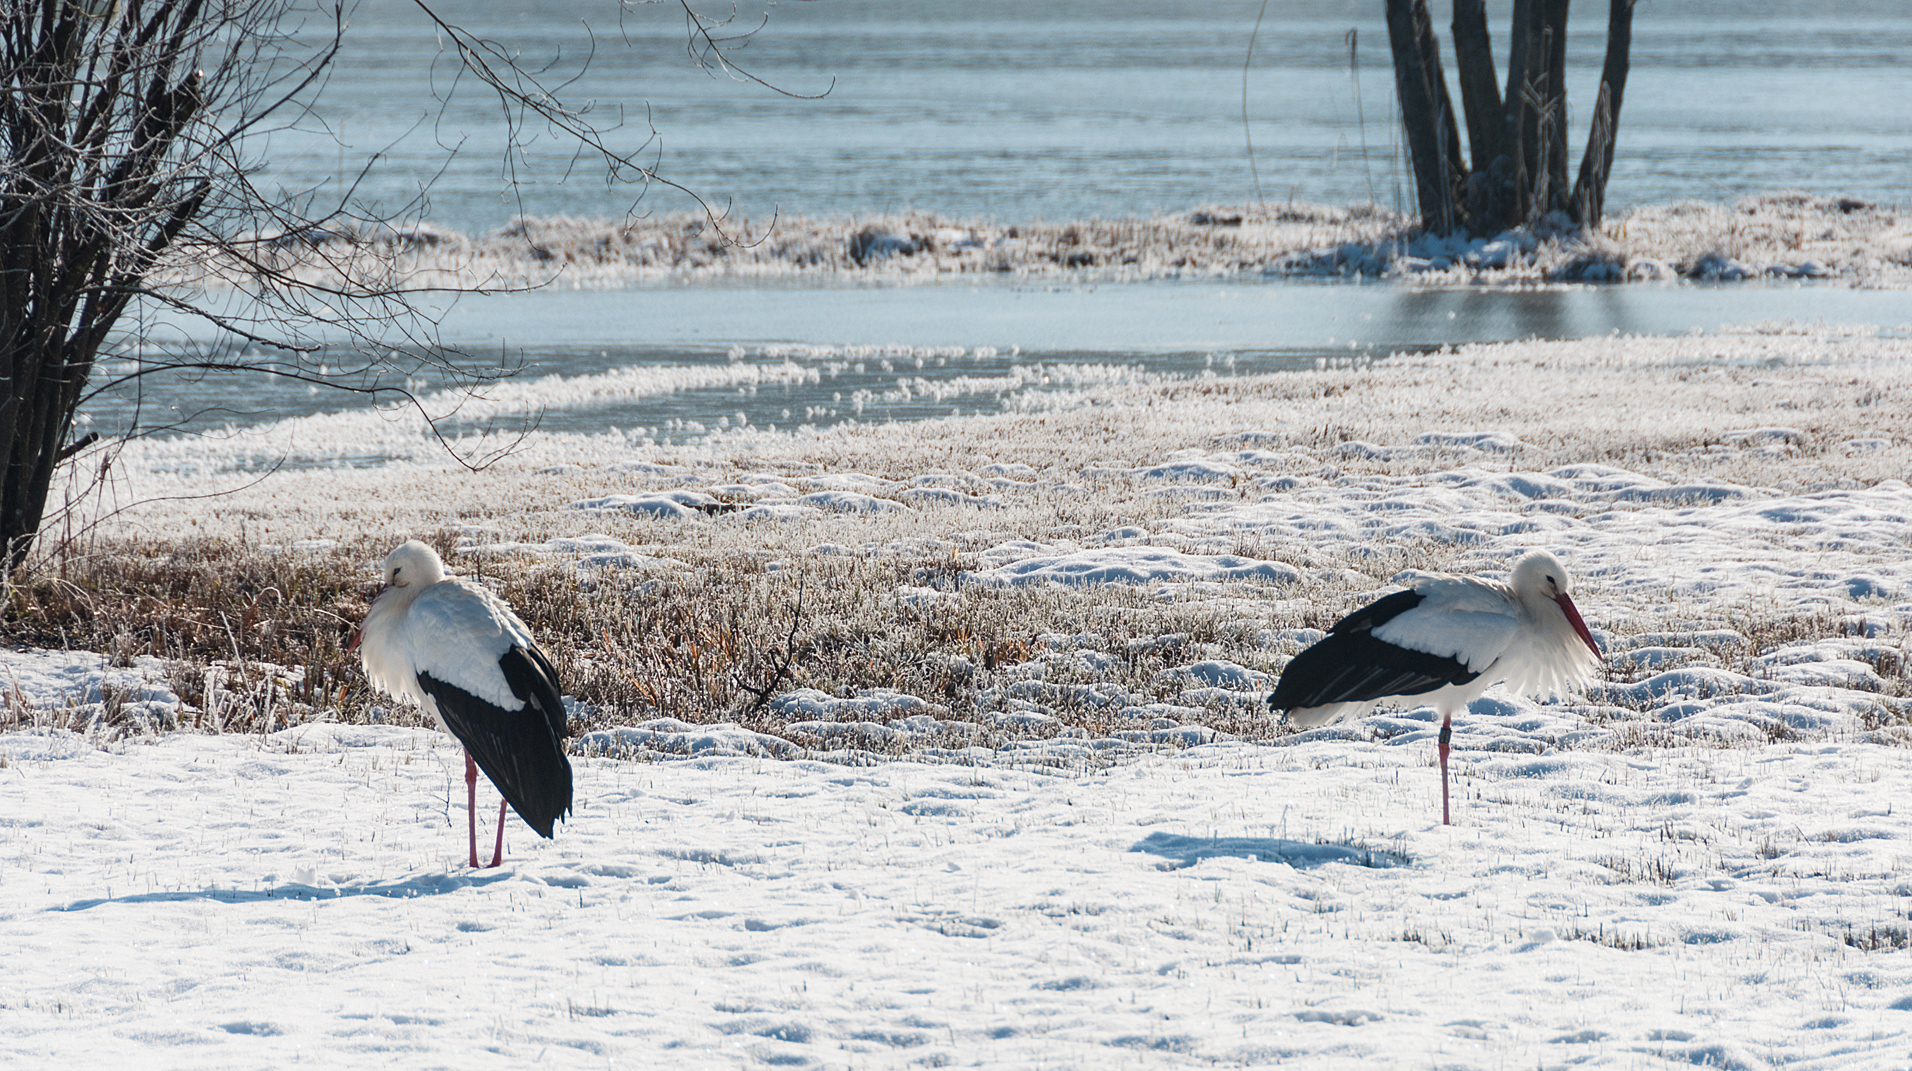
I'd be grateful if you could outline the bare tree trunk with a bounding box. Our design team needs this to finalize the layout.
[1450,0,1501,172]
[1572,0,1637,226]
[1498,0,1572,225]
[1499,0,1542,226]
[1540,0,1573,218]
[1387,0,1634,239]
[0,0,213,570]
[1383,0,1466,235]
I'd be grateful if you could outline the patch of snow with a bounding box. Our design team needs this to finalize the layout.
[573,491,717,520]
[12,728,1912,1065]
[796,491,907,514]
[767,688,932,723]
[897,487,1000,509]
[578,718,800,759]
[967,546,1301,588]
[1159,660,1273,691]
[0,649,181,736]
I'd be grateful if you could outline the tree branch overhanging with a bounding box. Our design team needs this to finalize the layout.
[2,0,814,572]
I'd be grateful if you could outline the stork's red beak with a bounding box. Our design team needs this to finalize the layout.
[1555,593,1602,661]
[348,628,362,653]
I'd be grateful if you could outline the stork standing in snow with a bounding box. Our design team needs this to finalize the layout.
[1268,550,1602,825]
[357,540,573,867]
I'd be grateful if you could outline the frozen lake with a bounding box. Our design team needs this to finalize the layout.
[88,281,1912,450]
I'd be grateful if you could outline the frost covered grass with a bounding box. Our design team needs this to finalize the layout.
[13,325,1912,1067]
[17,324,1912,759]
[184,192,1912,289]
[3,531,1290,754]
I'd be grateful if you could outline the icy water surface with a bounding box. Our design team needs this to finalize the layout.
[271,0,1912,228]
[87,281,1912,451]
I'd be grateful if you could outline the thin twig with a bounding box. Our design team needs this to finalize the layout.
[1241,0,1269,207]
[740,573,806,718]
[1348,29,1376,206]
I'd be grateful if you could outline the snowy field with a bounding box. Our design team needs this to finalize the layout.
[11,324,1912,1066]
[7,721,1912,1069]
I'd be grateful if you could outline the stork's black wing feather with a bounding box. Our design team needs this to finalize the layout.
[420,647,573,838]
[1269,590,1480,712]
[500,643,568,744]
[1326,589,1425,635]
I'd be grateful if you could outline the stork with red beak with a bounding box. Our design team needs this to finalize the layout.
[355,540,572,867]
[1268,550,1603,825]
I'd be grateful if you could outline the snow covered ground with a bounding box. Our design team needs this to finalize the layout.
[7,720,1912,1068]
[12,325,1912,1066]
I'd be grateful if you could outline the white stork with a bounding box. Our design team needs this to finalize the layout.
[1268,550,1602,825]
[356,540,572,867]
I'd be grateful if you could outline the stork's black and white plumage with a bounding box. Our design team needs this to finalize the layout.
[1268,550,1602,825]
[357,540,572,867]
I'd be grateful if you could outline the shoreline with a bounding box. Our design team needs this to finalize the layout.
[169,191,1912,292]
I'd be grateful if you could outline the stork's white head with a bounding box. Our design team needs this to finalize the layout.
[380,539,447,593]
[1509,550,1574,600]
[1509,550,1602,660]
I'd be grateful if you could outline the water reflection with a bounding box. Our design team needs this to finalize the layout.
[86,281,1912,451]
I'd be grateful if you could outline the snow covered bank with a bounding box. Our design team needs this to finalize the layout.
[5,726,1912,1068]
[84,324,1912,542]
[0,648,182,736]
[109,349,1163,476]
[182,192,1912,289]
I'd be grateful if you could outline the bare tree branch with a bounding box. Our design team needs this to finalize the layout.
[3,0,807,570]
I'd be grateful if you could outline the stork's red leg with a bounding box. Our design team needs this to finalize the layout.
[1438,713,1453,826]
[465,750,481,868]
[487,799,507,868]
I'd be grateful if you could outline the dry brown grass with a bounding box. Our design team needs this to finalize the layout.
[0,533,1294,744]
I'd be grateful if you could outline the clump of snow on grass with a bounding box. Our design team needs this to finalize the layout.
[796,490,907,513]
[572,490,721,520]
[968,546,1300,589]
[768,687,931,722]
[577,718,801,759]
[0,648,181,737]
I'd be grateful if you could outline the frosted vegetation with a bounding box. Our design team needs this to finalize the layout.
[12,326,1912,1065]
[189,192,1912,289]
[18,325,1912,758]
